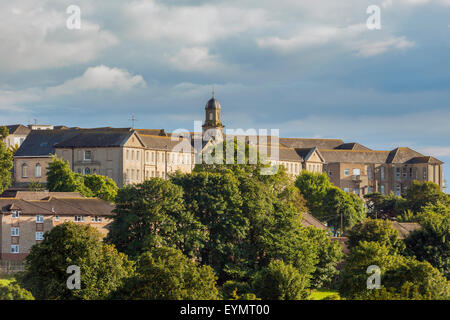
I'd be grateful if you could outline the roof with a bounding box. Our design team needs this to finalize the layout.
[406,156,444,165]
[335,142,372,151]
[139,134,194,152]
[15,129,81,157]
[206,98,221,109]
[135,129,167,136]
[0,191,83,200]
[386,147,425,164]
[280,138,344,149]
[302,213,328,230]
[54,128,134,148]
[0,197,114,216]
[5,124,31,136]
[319,149,391,164]
[391,222,422,239]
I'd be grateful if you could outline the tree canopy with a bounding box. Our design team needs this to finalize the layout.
[0,126,13,194]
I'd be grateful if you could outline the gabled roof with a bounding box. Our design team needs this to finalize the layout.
[405,156,444,165]
[138,134,194,152]
[386,147,425,164]
[319,149,391,164]
[335,142,372,151]
[15,129,81,157]
[280,138,344,149]
[0,191,83,200]
[135,129,167,136]
[5,124,31,136]
[302,213,328,230]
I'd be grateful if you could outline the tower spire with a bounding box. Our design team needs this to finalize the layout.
[212,85,215,99]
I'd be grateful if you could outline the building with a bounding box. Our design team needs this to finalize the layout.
[0,191,114,261]
[2,125,31,149]
[12,95,444,194]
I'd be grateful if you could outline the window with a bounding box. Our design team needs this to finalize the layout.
[381,167,385,180]
[209,113,213,120]
[368,186,373,194]
[11,227,19,236]
[344,169,350,176]
[354,188,360,195]
[35,163,42,178]
[36,215,44,223]
[54,215,59,221]
[36,232,44,241]
[84,150,92,161]
[84,167,91,175]
[353,169,361,176]
[409,168,413,178]
[11,210,20,218]
[21,163,28,178]
[423,168,427,179]
[126,150,129,160]
[132,151,135,160]
[402,167,407,178]
[396,167,401,179]
[368,167,373,180]
[395,185,401,196]
[91,216,102,222]
[344,188,350,193]
[380,185,385,195]
[74,216,85,222]
[11,245,19,254]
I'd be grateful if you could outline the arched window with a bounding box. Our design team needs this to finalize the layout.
[35,163,42,178]
[84,167,91,175]
[21,163,28,178]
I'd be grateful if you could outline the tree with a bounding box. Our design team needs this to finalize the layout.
[19,222,134,300]
[252,260,309,300]
[46,156,93,197]
[83,174,118,202]
[302,227,344,289]
[0,126,13,194]
[295,171,333,218]
[107,179,206,259]
[404,202,450,278]
[404,181,448,213]
[364,192,406,219]
[0,282,34,300]
[112,247,219,300]
[339,241,449,300]
[322,187,366,234]
[347,219,405,253]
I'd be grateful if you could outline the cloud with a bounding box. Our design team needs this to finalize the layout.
[166,47,224,72]
[418,147,450,157]
[124,0,270,45]
[354,37,415,57]
[46,65,146,95]
[0,1,118,71]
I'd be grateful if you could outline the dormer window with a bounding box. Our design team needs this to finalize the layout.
[11,210,20,218]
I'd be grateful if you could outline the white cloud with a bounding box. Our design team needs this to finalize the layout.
[124,0,271,44]
[0,1,117,71]
[166,47,224,72]
[46,65,146,95]
[354,36,415,57]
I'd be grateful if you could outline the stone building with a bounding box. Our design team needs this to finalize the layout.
[0,191,114,261]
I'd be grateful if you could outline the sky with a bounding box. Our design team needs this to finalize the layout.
[1,0,449,188]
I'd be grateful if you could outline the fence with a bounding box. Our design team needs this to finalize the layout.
[0,260,25,275]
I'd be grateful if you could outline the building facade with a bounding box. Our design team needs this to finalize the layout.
[0,191,114,261]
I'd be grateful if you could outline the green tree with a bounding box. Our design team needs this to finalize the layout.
[364,192,406,219]
[0,126,13,194]
[404,181,448,213]
[107,179,206,259]
[112,247,219,300]
[347,219,405,253]
[339,241,449,300]
[83,174,118,202]
[0,282,34,300]
[302,227,344,289]
[322,187,366,234]
[295,171,333,218]
[404,202,450,278]
[252,260,309,300]
[46,156,93,197]
[19,222,134,300]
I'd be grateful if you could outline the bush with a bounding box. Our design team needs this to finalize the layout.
[0,282,34,300]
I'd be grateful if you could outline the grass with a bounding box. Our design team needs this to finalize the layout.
[309,288,340,300]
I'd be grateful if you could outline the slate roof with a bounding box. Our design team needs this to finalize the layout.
[406,156,444,165]
[302,213,328,230]
[319,149,392,164]
[279,138,344,149]
[0,191,83,200]
[0,197,114,216]
[139,134,194,152]
[335,142,372,151]
[386,147,425,164]
[391,222,422,239]
[136,129,167,136]
[6,124,31,136]
[15,129,81,157]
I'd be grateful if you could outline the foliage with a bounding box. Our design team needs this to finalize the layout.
[252,260,309,300]
[295,171,333,218]
[0,282,34,300]
[404,181,448,213]
[0,126,13,194]
[364,192,406,219]
[46,156,93,197]
[107,179,206,259]
[19,222,134,300]
[404,202,450,278]
[28,179,45,191]
[347,219,405,253]
[339,241,450,300]
[112,247,219,300]
[83,174,118,202]
[301,227,344,289]
[222,281,255,300]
